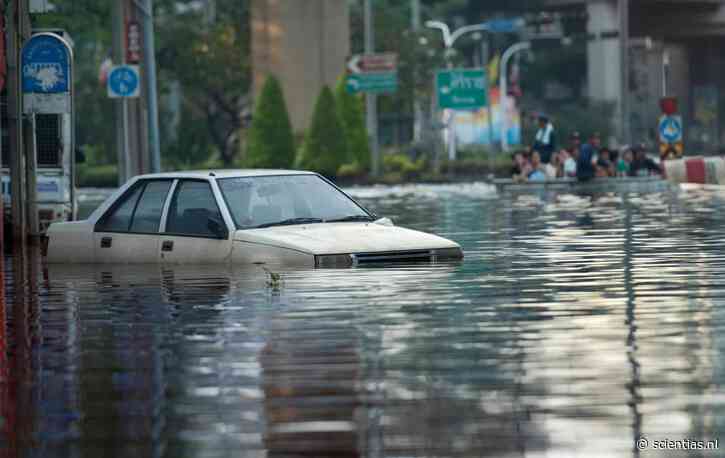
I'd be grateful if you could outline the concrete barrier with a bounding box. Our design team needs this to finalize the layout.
[664,157,725,185]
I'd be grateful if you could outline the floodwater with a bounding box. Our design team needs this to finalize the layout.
[2,182,725,458]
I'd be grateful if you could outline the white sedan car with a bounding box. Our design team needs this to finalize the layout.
[46,170,463,267]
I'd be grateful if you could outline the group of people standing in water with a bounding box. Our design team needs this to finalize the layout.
[511,115,664,182]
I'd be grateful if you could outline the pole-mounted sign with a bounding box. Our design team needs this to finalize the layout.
[436,69,488,110]
[21,33,73,114]
[107,65,141,98]
[346,53,398,94]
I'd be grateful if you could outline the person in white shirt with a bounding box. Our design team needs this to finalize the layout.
[559,149,577,178]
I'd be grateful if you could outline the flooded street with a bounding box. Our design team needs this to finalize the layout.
[3,183,725,457]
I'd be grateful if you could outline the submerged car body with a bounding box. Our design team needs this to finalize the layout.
[46,170,463,267]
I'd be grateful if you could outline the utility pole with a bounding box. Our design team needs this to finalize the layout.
[141,0,161,173]
[8,0,31,242]
[411,0,423,144]
[365,0,380,177]
[126,0,148,177]
[112,0,129,184]
[619,0,630,146]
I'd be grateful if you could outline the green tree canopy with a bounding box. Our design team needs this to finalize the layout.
[245,76,295,168]
[334,76,370,171]
[297,86,348,177]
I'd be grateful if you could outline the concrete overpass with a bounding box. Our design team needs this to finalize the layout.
[548,0,725,152]
[250,0,350,132]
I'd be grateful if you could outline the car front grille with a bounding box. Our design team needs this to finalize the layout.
[352,250,433,264]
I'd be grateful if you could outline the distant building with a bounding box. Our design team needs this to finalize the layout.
[251,0,350,132]
[546,0,725,153]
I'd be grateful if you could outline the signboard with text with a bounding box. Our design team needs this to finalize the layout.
[21,33,73,114]
[436,69,488,110]
[126,21,141,63]
[346,53,398,94]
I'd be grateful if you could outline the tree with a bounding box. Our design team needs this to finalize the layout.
[334,77,370,171]
[245,76,295,168]
[297,86,348,177]
[156,0,251,167]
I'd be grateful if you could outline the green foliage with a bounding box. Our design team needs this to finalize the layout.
[245,76,295,168]
[163,109,216,169]
[156,0,251,166]
[77,164,119,188]
[297,86,348,177]
[334,76,371,171]
[336,162,366,179]
[35,0,251,170]
[383,153,426,180]
[35,1,117,164]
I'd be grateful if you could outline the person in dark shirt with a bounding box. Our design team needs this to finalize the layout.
[595,148,614,177]
[629,145,662,177]
[533,115,556,164]
[568,131,581,159]
[511,151,531,182]
[576,132,600,181]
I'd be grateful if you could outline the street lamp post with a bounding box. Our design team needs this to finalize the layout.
[425,21,498,162]
[499,41,531,152]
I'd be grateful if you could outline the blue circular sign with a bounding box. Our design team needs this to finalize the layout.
[659,116,682,143]
[108,66,139,97]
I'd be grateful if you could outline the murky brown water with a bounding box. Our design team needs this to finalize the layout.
[2,183,725,457]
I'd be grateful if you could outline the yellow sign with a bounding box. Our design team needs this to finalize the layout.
[660,141,683,159]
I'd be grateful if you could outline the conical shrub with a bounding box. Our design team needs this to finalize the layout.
[335,76,370,171]
[245,75,295,168]
[297,86,347,177]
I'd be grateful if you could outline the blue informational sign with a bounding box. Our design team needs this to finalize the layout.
[107,65,140,98]
[485,18,524,33]
[659,115,683,144]
[21,34,71,94]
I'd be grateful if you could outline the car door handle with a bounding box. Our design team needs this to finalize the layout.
[100,236,112,248]
[162,240,174,252]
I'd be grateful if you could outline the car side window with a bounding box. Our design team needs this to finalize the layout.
[96,184,144,232]
[129,181,172,233]
[165,180,223,237]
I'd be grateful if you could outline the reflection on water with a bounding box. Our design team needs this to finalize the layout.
[3,183,725,457]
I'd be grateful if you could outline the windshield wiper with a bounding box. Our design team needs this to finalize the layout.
[254,217,324,228]
[325,215,375,223]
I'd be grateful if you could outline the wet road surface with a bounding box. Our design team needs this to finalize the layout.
[2,183,725,457]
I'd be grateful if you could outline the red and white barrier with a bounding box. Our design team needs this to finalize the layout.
[664,157,725,185]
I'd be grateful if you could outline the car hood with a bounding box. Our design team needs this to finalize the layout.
[233,222,459,255]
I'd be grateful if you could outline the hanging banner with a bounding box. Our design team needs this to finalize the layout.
[451,87,521,146]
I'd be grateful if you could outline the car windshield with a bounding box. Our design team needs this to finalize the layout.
[217,175,372,229]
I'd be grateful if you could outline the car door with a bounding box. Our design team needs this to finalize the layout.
[93,179,173,263]
[159,179,234,264]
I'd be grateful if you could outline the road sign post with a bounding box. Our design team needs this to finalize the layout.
[21,32,74,238]
[347,50,398,177]
[658,114,683,158]
[435,69,488,162]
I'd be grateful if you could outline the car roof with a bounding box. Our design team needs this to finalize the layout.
[134,169,317,180]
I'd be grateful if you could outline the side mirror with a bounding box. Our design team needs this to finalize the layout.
[207,216,229,239]
[373,217,394,227]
